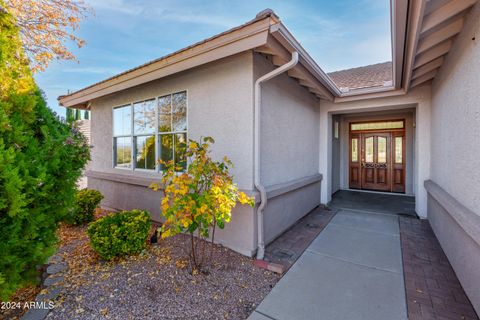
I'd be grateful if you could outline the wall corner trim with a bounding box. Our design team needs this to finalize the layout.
[424,179,480,247]
[85,170,259,202]
[265,173,323,200]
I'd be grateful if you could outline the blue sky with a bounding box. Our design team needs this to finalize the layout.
[34,0,391,116]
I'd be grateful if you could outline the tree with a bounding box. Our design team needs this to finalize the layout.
[0,7,90,300]
[2,0,91,72]
[151,137,254,271]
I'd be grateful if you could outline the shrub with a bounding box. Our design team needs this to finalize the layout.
[0,11,89,300]
[87,210,151,260]
[151,137,254,270]
[66,189,103,225]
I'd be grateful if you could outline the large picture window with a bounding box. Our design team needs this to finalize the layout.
[113,91,187,171]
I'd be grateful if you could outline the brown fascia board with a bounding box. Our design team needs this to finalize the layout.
[58,13,277,108]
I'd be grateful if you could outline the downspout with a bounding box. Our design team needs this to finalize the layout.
[254,51,299,259]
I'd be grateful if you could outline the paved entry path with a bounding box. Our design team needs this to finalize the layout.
[249,209,407,320]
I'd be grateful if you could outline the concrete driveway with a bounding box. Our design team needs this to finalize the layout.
[249,209,407,320]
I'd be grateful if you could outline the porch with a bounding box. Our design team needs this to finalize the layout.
[250,193,478,320]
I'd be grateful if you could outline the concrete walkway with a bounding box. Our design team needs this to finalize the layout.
[249,209,407,320]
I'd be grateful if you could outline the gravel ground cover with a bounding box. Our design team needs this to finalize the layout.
[40,212,279,320]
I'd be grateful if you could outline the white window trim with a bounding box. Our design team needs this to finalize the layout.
[112,90,188,173]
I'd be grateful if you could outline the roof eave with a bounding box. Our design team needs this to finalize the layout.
[58,16,275,108]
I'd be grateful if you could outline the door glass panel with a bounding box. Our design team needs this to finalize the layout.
[378,136,387,163]
[395,136,403,163]
[351,138,358,162]
[365,137,374,163]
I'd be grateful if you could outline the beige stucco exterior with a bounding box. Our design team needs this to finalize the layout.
[427,2,480,313]
[87,50,324,256]
[88,52,258,256]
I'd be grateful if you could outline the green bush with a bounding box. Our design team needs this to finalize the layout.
[66,189,103,225]
[0,11,89,300]
[87,210,151,260]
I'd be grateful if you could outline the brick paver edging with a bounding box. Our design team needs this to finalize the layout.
[399,216,479,320]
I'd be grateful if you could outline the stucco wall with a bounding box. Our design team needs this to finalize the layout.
[87,52,258,256]
[428,4,480,313]
[253,53,320,185]
[331,115,341,193]
[430,4,480,215]
[253,52,321,243]
[89,51,255,190]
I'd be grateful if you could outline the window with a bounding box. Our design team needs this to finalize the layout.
[395,136,403,163]
[350,120,404,131]
[351,138,358,162]
[113,105,132,168]
[112,91,187,171]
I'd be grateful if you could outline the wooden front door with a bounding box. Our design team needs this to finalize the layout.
[361,132,391,191]
[349,120,405,193]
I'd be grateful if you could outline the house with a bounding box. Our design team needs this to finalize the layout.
[58,0,480,312]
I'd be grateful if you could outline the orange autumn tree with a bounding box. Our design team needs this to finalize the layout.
[2,0,91,72]
[151,137,254,271]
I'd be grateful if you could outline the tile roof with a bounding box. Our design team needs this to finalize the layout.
[327,61,392,92]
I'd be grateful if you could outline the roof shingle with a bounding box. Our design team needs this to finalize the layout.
[327,62,392,92]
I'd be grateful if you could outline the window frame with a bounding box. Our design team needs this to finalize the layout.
[112,104,134,170]
[112,90,188,172]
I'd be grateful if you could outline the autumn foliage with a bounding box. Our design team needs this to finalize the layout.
[2,0,91,72]
[151,137,254,271]
[0,8,89,300]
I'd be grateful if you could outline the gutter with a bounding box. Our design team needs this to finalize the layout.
[254,51,299,260]
[269,23,342,97]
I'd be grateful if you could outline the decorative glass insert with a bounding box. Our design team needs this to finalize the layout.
[378,136,387,163]
[365,137,374,163]
[351,138,358,162]
[395,136,403,164]
[135,135,155,170]
[351,121,404,131]
[334,121,339,139]
[115,137,132,168]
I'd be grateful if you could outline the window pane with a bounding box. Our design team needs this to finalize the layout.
[115,137,132,168]
[160,134,173,170]
[351,138,358,162]
[175,133,187,172]
[378,136,387,163]
[351,121,403,131]
[172,91,187,132]
[365,137,374,163]
[135,135,155,170]
[395,136,403,163]
[134,99,156,134]
[113,105,131,136]
[158,95,171,132]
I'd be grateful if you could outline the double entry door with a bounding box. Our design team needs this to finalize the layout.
[349,129,405,193]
